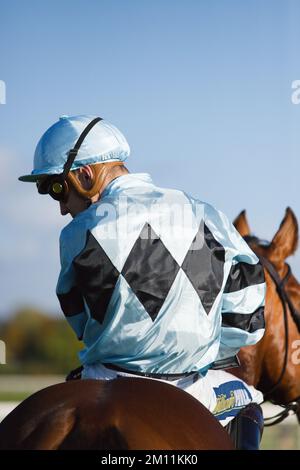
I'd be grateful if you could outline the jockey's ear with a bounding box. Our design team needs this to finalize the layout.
[233,210,251,237]
[74,166,94,190]
[267,207,299,263]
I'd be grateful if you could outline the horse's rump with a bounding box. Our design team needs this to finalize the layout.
[0,377,233,450]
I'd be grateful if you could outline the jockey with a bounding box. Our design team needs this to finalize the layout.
[19,115,266,450]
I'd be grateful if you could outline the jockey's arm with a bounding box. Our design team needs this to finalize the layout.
[204,204,266,361]
[218,258,266,360]
[56,225,88,341]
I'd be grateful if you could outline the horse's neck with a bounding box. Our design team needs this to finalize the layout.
[260,285,300,403]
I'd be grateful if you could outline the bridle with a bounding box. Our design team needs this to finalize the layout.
[244,235,300,426]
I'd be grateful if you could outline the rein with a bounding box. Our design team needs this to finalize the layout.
[256,255,290,399]
[263,399,300,426]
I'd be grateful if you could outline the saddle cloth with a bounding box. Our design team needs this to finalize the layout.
[82,363,263,426]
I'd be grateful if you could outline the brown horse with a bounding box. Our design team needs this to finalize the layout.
[0,377,233,450]
[231,207,300,420]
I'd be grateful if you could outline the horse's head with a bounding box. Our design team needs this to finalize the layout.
[233,208,300,406]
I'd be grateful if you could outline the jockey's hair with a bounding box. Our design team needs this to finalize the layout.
[67,161,127,200]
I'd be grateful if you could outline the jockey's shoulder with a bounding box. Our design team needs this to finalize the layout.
[180,189,209,210]
[181,194,230,227]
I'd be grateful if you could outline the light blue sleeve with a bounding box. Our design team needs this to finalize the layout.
[204,204,266,361]
[56,220,89,340]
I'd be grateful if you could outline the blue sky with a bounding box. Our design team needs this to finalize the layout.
[0,0,300,318]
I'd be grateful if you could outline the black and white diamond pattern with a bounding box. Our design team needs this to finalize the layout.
[182,220,225,314]
[73,231,120,324]
[72,221,225,324]
[121,223,180,321]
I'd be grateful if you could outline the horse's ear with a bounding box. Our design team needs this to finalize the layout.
[267,207,299,263]
[233,210,251,237]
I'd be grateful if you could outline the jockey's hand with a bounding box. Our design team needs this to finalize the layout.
[65,365,83,381]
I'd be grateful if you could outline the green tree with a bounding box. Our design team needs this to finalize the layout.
[0,308,81,374]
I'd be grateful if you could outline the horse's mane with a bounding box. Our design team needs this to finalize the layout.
[243,234,270,248]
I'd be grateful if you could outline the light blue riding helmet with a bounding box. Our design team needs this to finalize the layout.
[19,115,130,182]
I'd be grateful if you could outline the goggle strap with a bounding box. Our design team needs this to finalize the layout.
[62,117,103,178]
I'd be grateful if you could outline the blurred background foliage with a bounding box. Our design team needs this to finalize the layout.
[0,308,81,374]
